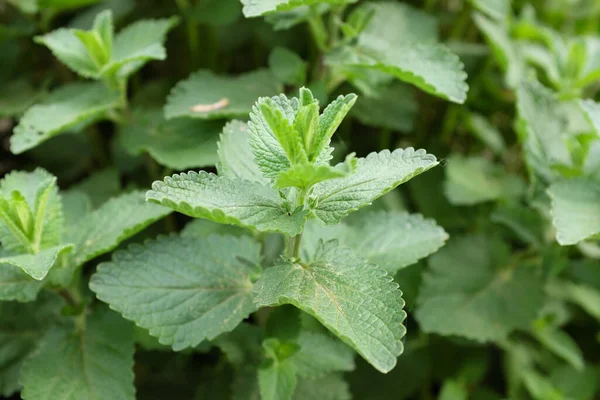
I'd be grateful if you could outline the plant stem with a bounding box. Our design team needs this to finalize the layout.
[307,7,328,52]
[175,0,200,70]
[286,189,307,259]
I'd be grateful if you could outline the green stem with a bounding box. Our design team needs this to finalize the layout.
[307,7,329,52]
[176,0,200,70]
[286,189,307,259]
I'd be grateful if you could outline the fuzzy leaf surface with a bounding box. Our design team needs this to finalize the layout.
[416,235,545,342]
[254,240,406,373]
[303,211,448,274]
[91,234,261,350]
[66,191,171,266]
[241,0,357,18]
[217,120,269,184]
[310,148,438,224]
[327,2,468,103]
[20,308,135,400]
[147,171,307,235]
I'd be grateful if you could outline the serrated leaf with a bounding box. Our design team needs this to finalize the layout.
[66,191,171,266]
[217,120,269,184]
[0,244,73,281]
[105,16,178,80]
[118,109,221,170]
[165,69,281,120]
[0,261,44,302]
[327,2,468,103]
[276,155,356,190]
[303,211,448,274]
[90,234,261,350]
[351,82,417,132]
[20,308,135,400]
[310,94,357,162]
[248,93,296,179]
[293,374,351,400]
[516,80,572,180]
[548,179,600,245]
[11,83,120,154]
[416,235,544,342]
[0,293,64,397]
[291,331,355,378]
[310,148,438,224]
[147,171,308,235]
[254,240,406,373]
[241,0,357,18]
[444,155,525,205]
[34,29,101,78]
[0,168,63,254]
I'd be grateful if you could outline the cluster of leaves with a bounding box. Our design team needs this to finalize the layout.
[0,0,599,399]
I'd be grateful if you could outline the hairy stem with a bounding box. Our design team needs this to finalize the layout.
[286,189,307,259]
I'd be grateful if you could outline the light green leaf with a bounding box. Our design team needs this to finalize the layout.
[20,308,135,400]
[303,211,448,274]
[291,331,355,378]
[106,16,178,80]
[444,155,525,205]
[217,120,269,184]
[269,47,307,86]
[69,0,135,29]
[66,191,171,266]
[254,240,406,373]
[490,203,544,247]
[0,244,73,281]
[532,322,584,370]
[34,29,101,78]
[0,292,64,397]
[516,80,572,180]
[439,380,468,400]
[293,374,351,400]
[416,235,545,342]
[548,179,600,245]
[165,69,281,120]
[11,82,120,154]
[548,281,600,322]
[276,155,356,190]
[248,93,296,179]
[7,0,38,14]
[311,94,357,162]
[310,148,438,224]
[0,262,44,302]
[118,109,221,170]
[327,2,468,103]
[147,171,308,235]
[90,234,261,350]
[259,358,297,400]
[0,168,63,254]
[351,82,416,132]
[241,0,357,18]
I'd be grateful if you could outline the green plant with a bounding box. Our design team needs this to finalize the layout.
[1,0,600,399]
